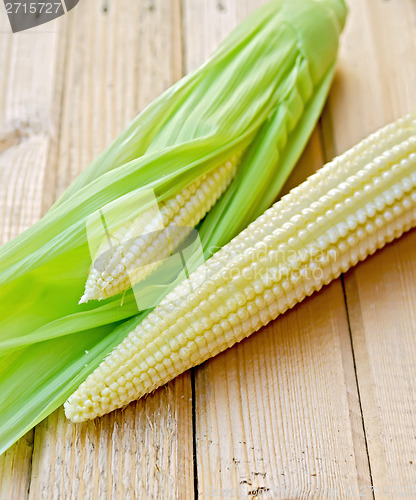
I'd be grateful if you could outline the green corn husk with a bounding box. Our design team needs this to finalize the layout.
[0,0,347,454]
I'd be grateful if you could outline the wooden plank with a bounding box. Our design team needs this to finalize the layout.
[0,18,67,239]
[0,434,33,500]
[183,1,372,496]
[195,135,371,498]
[27,1,194,499]
[29,376,192,500]
[322,0,416,493]
[0,10,68,500]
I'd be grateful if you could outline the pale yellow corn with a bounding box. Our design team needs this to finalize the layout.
[80,154,240,303]
[66,114,416,422]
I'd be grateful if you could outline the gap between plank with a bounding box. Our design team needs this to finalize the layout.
[340,276,375,498]
[191,368,199,500]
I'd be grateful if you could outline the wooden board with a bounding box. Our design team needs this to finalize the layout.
[0,9,68,500]
[0,0,416,498]
[323,0,416,493]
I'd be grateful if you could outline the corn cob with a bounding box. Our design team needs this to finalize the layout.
[80,154,240,303]
[65,114,416,422]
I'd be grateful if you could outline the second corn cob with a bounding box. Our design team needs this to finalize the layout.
[65,114,416,422]
[80,154,240,303]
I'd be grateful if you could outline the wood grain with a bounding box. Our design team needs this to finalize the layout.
[0,434,33,500]
[29,375,193,500]
[0,10,68,500]
[322,0,416,493]
[0,18,67,238]
[195,281,370,498]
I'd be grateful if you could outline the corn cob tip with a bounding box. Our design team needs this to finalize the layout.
[79,280,107,303]
[64,393,94,423]
[80,155,240,303]
[79,281,107,303]
[78,294,89,305]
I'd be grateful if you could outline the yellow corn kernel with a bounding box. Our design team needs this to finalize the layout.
[65,114,416,422]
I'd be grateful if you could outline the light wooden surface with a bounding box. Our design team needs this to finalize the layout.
[0,0,415,498]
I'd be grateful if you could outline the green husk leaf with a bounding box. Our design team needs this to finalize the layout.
[0,0,347,454]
